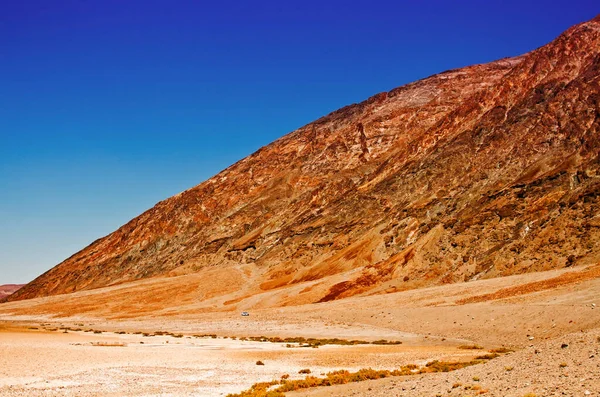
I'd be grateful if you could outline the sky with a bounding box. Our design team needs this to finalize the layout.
[0,1,598,284]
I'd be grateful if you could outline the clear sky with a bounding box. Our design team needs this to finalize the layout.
[0,1,597,284]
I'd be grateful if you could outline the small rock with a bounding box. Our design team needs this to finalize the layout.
[528,336,535,340]
[584,391,591,396]
[561,343,569,349]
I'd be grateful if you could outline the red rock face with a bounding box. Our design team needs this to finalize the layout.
[0,284,24,300]
[6,16,600,304]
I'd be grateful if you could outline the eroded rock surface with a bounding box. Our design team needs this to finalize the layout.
[7,16,600,307]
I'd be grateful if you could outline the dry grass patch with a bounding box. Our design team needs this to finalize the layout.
[233,335,402,348]
[475,353,499,360]
[458,344,484,350]
[489,347,513,353]
[227,360,484,397]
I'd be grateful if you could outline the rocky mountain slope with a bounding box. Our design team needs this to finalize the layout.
[0,285,24,300]
[6,15,600,306]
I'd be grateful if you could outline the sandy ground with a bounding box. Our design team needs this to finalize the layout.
[0,325,477,396]
[1,264,599,396]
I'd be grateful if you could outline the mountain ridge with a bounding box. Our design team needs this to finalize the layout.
[6,15,600,308]
[0,284,25,300]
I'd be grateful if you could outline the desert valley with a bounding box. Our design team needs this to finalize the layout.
[2,13,600,397]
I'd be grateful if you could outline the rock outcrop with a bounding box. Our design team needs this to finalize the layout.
[6,15,600,305]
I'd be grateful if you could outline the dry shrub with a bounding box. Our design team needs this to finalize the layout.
[489,347,513,353]
[240,335,401,348]
[475,353,499,360]
[228,360,482,397]
[420,360,480,373]
[458,344,483,350]
[371,339,402,345]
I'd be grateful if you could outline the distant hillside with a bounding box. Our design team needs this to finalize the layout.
[0,284,25,300]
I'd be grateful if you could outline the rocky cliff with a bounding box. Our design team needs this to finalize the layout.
[7,15,600,305]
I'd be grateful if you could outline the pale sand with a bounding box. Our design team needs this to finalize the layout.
[0,326,475,396]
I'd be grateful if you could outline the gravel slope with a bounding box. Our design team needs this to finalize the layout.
[290,329,600,397]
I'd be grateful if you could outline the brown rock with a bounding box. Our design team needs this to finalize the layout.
[6,15,600,309]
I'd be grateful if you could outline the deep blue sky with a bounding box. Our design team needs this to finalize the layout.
[0,1,597,284]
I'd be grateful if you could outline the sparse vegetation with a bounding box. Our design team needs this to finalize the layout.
[475,353,499,360]
[371,339,402,345]
[227,360,484,397]
[226,381,280,397]
[489,347,513,353]
[298,369,311,374]
[458,344,484,350]
[228,335,402,348]
[422,360,479,373]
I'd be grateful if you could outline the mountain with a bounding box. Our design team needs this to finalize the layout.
[6,15,600,308]
[0,284,25,300]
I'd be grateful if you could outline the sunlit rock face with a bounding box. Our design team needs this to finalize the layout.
[7,15,600,305]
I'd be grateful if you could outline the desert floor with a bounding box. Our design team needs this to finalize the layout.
[1,264,600,396]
